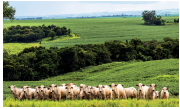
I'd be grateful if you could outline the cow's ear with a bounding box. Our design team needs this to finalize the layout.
[71,87,73,89]
[49,85,51,87]
[142,84,145,86]
[86,86,88,87]
[122,85,124,87]
[44,87,46,88]
[55,85,57,87]
[26,86,29,88]
[96,86,98,88]
[155,85,157,87]
[48,88,50,90]
[38,87,40,88]
[21,87,23,88]
[166,88,169,90]
[136,84,138,86]
[102,86,105,88]
[115,85,117,87]
[159,91,161,93]
[149,85,151,87]
[65,84,68,86]
[65,87,67,89]
[109,85,111,87]
[8,86,10,88]
[90,87,93,89]
[80,86,83,88]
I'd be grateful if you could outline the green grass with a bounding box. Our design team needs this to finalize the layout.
[3,33,80,54]
[3,59,179,99]
[3,16,179,53]
[3,98,179,107]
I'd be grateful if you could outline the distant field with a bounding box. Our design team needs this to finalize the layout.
[3,16,179,51]
[4,59,179,99]
[3,33,80,54]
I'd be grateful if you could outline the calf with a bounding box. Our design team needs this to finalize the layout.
[154,91,160,99]
[92,87,99,99]
[22,86,36,100]
[160,87,169,99]
[34,86,40,100]
[109,83,126,99]
[55,85,67,101]
[83,86,93,100]
[136,83,149,99]
[147,84,157,100]
[65,84,74,100]
[79,84,86,100]
[42,87,52,100]
[97,85,112,100]
[49,84,57,100]
[8,85,23,100]
[124,87,137,99]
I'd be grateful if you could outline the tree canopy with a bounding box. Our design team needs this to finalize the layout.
[142,10,165,25]
[3,1,16,21]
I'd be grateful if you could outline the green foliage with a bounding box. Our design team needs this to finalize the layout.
[174,18,179,23]
[56,29,62,37]
[3,24,71,42]
[48,31,56,39]
[3,1,16,21]
[142,10,165,25]
[3,38,179,81]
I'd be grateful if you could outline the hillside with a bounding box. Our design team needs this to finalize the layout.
[3,16,179,51]
[3,59,179,99]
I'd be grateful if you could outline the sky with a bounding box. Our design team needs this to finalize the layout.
[6,0,180,16]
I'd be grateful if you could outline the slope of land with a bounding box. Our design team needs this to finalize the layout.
[3,16,179,52]
[3,59,179,99]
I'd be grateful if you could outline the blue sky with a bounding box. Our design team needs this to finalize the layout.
[8,0,179,16]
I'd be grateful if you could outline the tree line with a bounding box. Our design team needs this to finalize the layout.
[3,37,179,81]
[3,24,71,43]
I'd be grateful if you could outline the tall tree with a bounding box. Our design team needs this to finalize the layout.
[142,10,156,24]
[3,1,16,21]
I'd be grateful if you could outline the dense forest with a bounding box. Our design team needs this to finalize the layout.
[3,37,179,81]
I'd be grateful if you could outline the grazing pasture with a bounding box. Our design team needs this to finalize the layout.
[3,16,179,54]
[3,59,179,101]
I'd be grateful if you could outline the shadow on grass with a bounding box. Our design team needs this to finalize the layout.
[137,23,166,26]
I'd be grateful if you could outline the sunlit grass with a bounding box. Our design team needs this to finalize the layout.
[3,97,179,107]
[3,33,81,54]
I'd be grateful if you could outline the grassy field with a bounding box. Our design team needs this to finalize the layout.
[3,16,179,54]
[3,33,80,54]
[3,98,179,107]
[3,59,179,99]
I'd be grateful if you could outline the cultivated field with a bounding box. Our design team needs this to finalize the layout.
[3,16,179,54]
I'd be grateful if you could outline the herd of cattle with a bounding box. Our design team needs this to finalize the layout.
[8,83,169,101]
